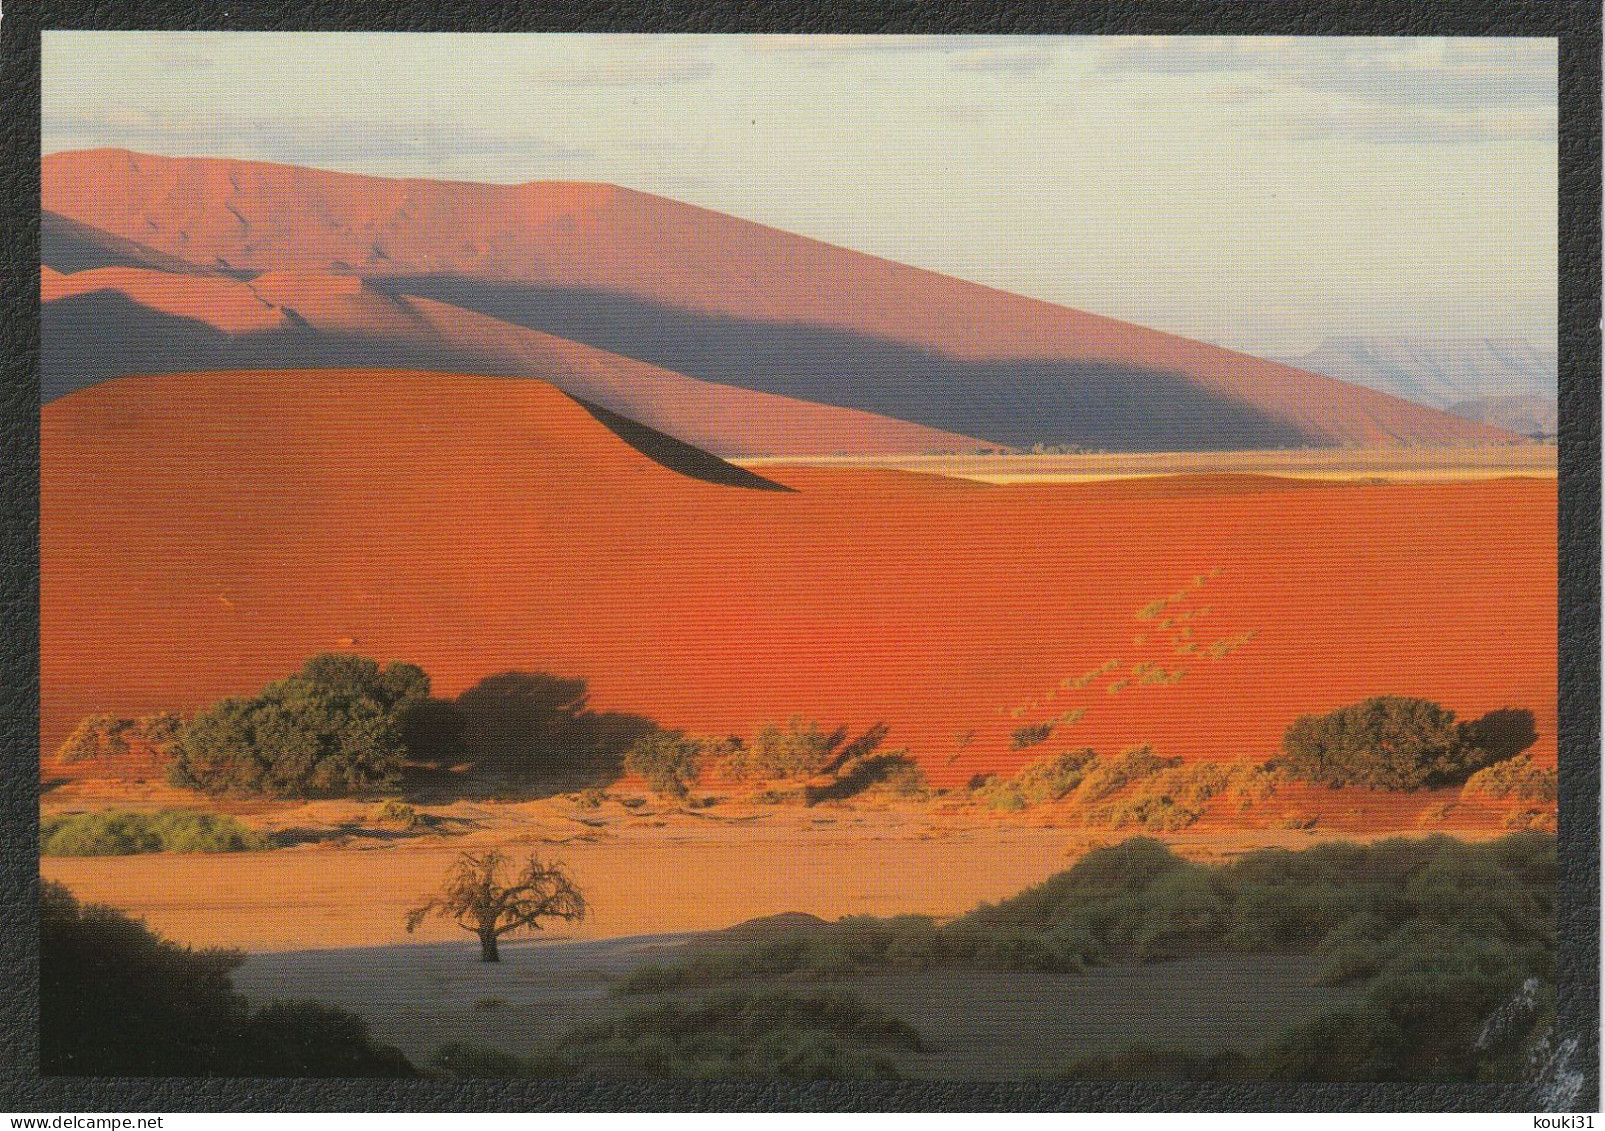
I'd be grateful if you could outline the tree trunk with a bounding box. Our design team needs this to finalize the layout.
[479,928,500,963]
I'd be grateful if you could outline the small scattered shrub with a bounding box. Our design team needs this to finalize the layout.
[1010,722,1055,750]
[370,799,423,829]
[1205,630,1256,660]
[1504,808,1557,832]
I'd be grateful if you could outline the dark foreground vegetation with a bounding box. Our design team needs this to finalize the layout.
[607,833,1555,1082]
[435,991,921,1080]
[40,881,416,1076]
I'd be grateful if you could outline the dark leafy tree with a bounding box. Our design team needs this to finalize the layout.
[1279,696,1525,791]
[168,654,443,797]
[406,851,587,963]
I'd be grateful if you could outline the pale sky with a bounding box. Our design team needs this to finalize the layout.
[43,32,1557,357]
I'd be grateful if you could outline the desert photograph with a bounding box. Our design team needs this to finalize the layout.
[36,31,1565,1090]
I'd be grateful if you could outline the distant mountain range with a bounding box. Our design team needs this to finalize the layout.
[1279,336,1556,438]
[41,149,1520,454]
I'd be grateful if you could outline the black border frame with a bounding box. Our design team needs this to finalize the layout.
[1,0,1597,1113]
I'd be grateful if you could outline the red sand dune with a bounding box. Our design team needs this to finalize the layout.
[42,371,1556,785]
[42,149,1513,450]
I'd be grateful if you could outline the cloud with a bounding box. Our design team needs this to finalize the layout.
[1260,104,1556,146]
[43,108,593,178]
[945,43,1060,74]
[520,41,716,87]
[1096,36,1555,109]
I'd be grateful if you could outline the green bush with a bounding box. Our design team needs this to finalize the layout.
[169,654,447,797]
[40,881,414,1076]
[1279,697,1531,791]
[41,810,271,855]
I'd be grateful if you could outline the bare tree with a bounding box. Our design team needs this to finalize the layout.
[405,851,586,962]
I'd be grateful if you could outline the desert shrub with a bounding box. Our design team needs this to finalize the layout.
[1221,763,1282,811]
[1098,795,1202,833]
[980,748,1097,811]
[55,712,186,764]
[576,788,609,809]
[1075,746,1181,803]
[169,654,443,797]
[41,809,271,856]
[1418,802,1454,826]
[1206,630,1256,660]
[1461,754,1557,803]
[40,881,414,1076]
[370,799,423,828]
[623,730,707,800]
[1010,722,1055,749]
[1504,807,1557,832]
[878,757,928,798]
[55,715,135,762]
[1278,697,1529,791]
[1135,599,1169,622]
[718,718,841,782]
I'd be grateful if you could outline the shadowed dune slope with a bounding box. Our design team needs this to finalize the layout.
[43,372,1555,785]
[40,265,994,457]
[42,149,1516,451]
